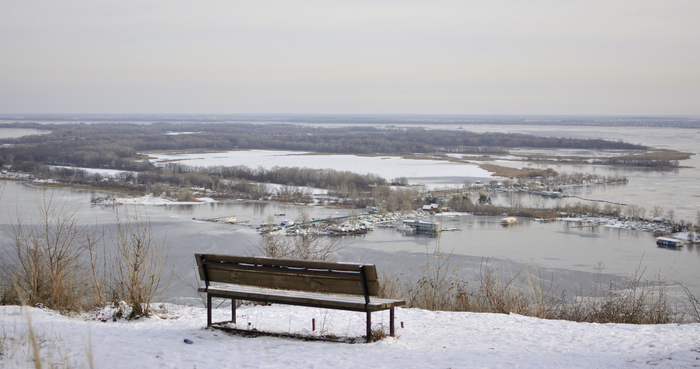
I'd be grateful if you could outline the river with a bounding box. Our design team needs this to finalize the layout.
[1,124,699,304]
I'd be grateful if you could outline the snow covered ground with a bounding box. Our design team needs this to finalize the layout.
[147,150,492,187]
[95,194,216,206]
[3,303,700,368]
[49,165,135,177]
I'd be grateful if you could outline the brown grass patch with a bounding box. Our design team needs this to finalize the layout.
[616,149,692,161]
[479,164,558,178]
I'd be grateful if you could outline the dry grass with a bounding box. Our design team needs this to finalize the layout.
[618,149,692,162]
[107,207,169,319]
[0,192,101,312]
[478,163,558,178]
[0,192,170,321]
[380,246,684,325]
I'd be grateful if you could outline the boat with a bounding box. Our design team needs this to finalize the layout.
[534,218,553,223]
[400,220,441,235]
[656,237,684,249]
[396,224,414,233]
[279,219,294,227]
[274,211,286,216]
[501,217,517,226]
[328,223,367,235]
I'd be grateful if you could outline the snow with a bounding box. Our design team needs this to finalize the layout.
[98,194,217,206]
[3,304,700,368]
[164,131,201,135]
[147,150,492,185]
[265,182,329,195]
[673,232,700,243]
[49,165,135,177]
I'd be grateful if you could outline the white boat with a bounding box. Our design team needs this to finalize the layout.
[501,217,517,225]
[274,211,286,216]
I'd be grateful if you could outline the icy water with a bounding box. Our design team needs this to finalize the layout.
[1,180,698,303]
[1,124,699,302]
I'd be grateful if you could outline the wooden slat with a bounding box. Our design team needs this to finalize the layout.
[206,268,366,295]
[197,254,366,272]
[200,285,405,311]
[206,263,361,279]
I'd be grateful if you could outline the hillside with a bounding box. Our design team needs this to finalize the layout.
[2,303,699,368]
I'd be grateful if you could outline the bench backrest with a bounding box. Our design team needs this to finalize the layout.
[195,254,380,296]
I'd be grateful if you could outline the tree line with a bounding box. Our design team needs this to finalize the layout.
[0,122,647,173]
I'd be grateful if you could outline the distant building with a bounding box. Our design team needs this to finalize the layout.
[422,203,439,213]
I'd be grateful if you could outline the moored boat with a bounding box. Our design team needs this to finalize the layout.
[656,237,684,249]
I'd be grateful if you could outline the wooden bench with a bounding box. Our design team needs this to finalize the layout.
[195,254,405,342]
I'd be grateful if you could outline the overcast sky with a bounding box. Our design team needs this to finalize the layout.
[1,1,699,115]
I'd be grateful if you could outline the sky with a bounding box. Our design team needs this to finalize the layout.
[1,1,699,115]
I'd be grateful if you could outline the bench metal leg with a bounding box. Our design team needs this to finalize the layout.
[390,307,395,337]
[231,299,236,324]
[207,294,212,327]
[366,311,372,343]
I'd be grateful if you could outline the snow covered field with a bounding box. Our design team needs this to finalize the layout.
[147,150,492,186]
[97,194,216,206]
[49,165,134,177]
[3,304,700,368]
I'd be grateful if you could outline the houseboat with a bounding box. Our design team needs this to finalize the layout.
[656,237,684,249]
[500,217,517,226]
[401,220,442,235]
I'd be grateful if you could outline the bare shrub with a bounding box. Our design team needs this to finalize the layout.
[555,267,678,324]
[253,233,343,261]
[406,245,457,311]
[176,188,198,202]
[380,246,680,324]
[682,284,700,322]
[0,191,101,311]
[107,207,169,319]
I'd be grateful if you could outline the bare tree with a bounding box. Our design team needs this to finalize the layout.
[638,207,647,220]
[509,193,522,211]
[666,210,675,223]
[254,233,344,261]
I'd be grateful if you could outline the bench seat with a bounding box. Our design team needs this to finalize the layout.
[200,284,404,311]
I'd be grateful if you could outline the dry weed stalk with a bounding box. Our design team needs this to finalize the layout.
[379,245,680,324]
[0,191,100,311]
[109,207,169,318]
